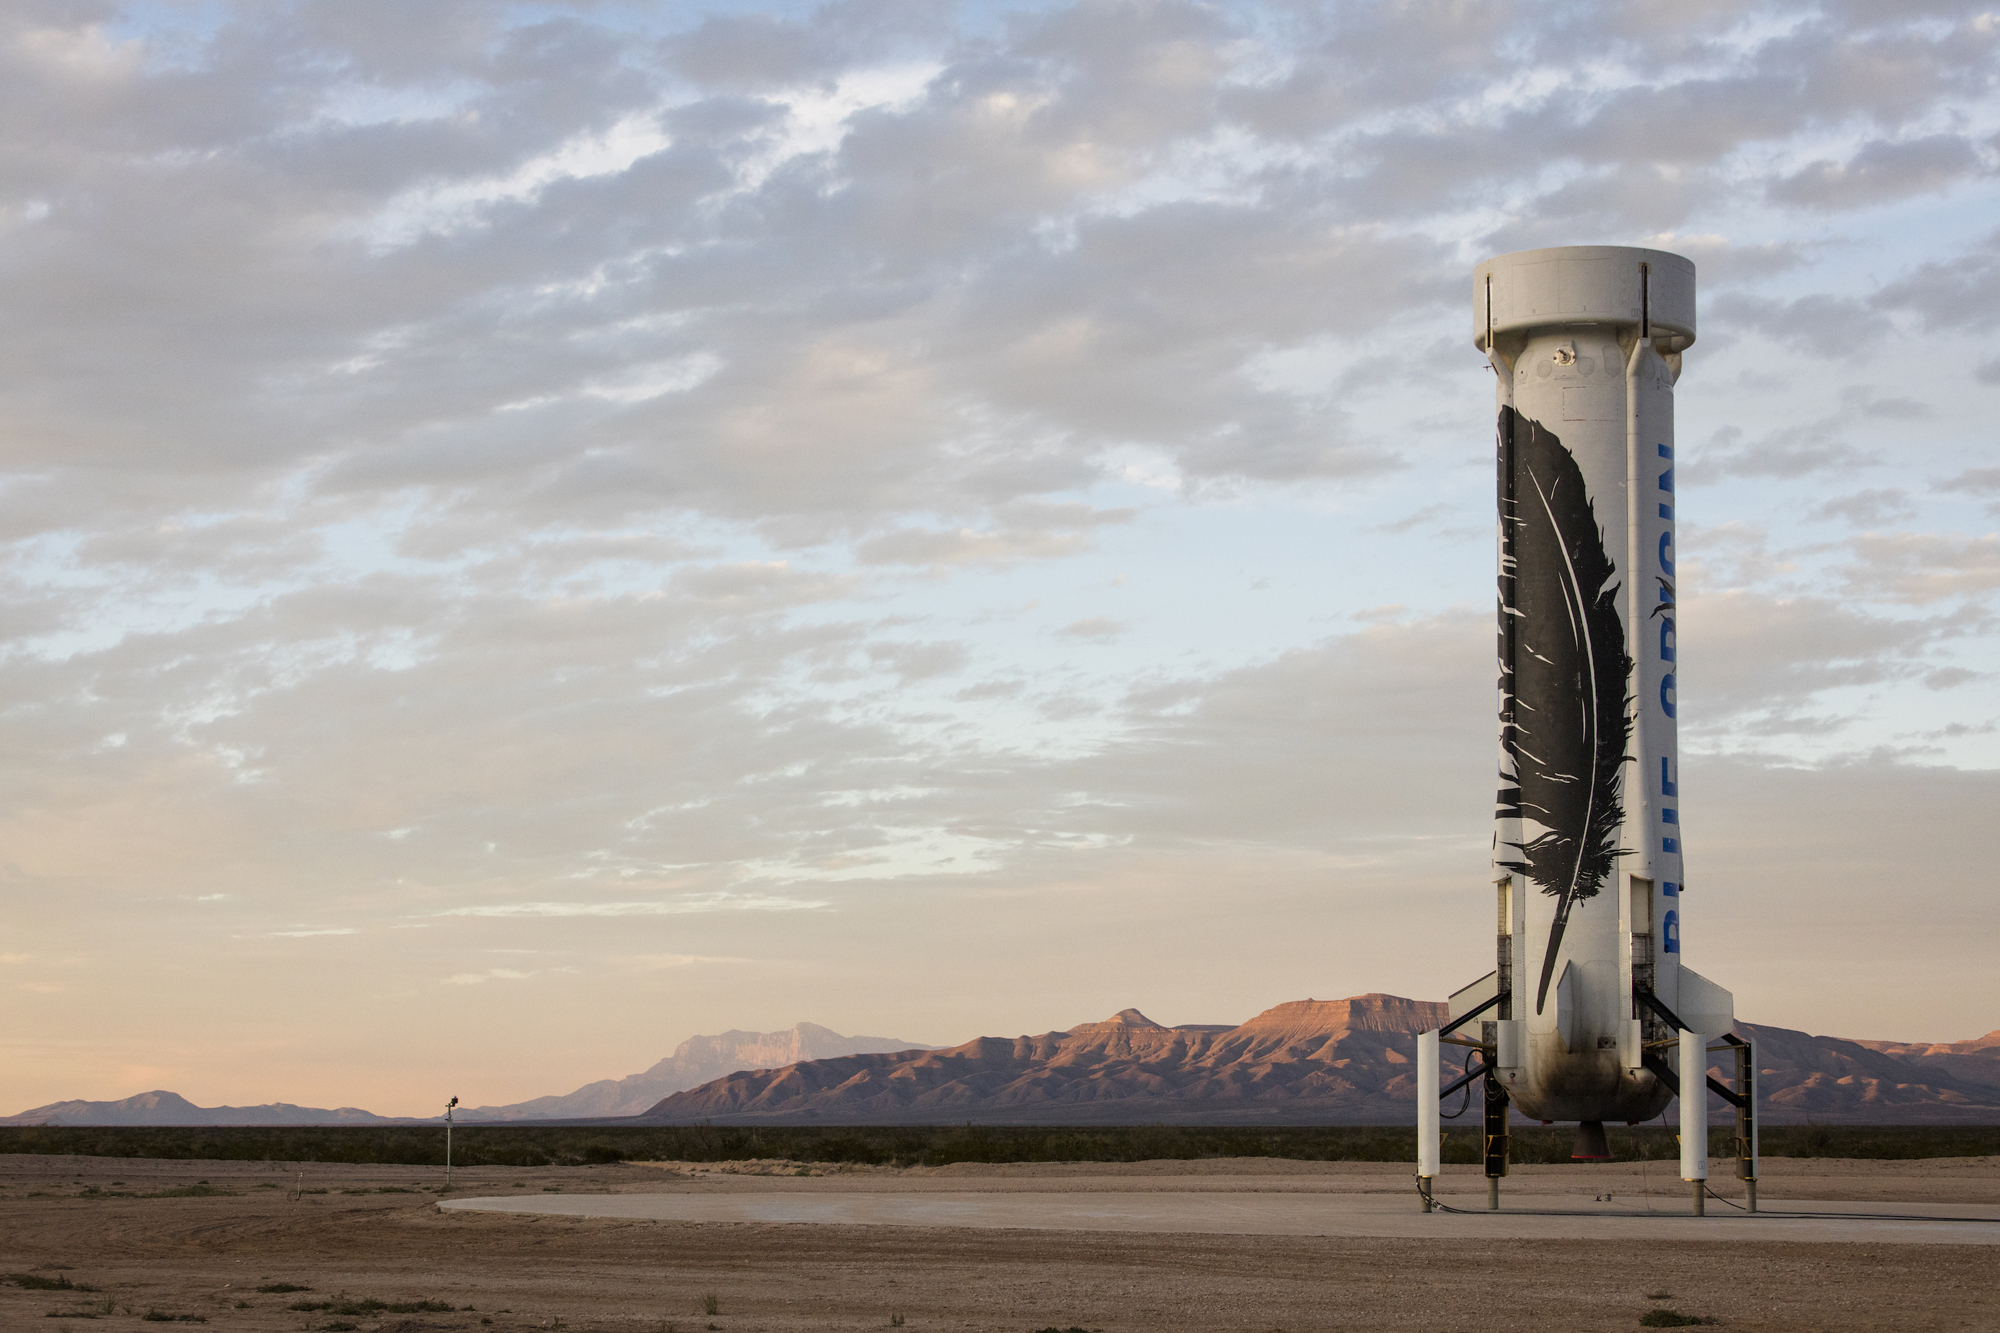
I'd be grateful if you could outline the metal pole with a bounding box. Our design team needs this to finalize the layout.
[445,1096,458,1188]
[1735,1038,1758,1213]
[1417,1030,1440,1210]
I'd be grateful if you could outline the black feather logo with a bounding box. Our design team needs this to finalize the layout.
[1494,407,1634,1015]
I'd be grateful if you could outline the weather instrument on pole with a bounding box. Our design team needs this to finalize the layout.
[1415,246,1756,1215]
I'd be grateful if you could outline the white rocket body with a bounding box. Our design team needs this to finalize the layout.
[1463,246,1734,1125]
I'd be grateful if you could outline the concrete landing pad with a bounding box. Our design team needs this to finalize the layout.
[440,1190,2000,1244]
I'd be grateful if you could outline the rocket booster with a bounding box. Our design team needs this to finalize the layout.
[1466,246,1733,1126]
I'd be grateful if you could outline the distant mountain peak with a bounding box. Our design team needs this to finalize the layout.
[452,1021,937,1122]
[122,1091,196,1109]
[1068,1008,1170,1032]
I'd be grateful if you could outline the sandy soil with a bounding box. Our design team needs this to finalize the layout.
[4,1153,1997,1332]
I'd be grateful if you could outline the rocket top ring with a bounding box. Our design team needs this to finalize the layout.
[1474,245,1697,353]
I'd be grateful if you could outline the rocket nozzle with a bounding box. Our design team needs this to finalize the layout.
[1571,1120,1613,1160]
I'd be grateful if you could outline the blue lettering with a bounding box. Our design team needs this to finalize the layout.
[1662,836,1679,853]
[1659,502,1673,520]
[1658,443,1674,494]
[1662,808,1678,824]
[1661,757,1678,796]
[1658,531,1675,575]
[1659,615,1675,662]
[1662,910,1680,954]
[1660,672,1676,718]
[1663,881,1679,897]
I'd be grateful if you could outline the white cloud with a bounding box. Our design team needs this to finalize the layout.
[430,894,829,918]
[1057,616,1125,642]
[443,966,577,985]
[356,110,678,250]
[1840,532,2000,604]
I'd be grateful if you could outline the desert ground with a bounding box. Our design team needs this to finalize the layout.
[3,1152,1997,1332]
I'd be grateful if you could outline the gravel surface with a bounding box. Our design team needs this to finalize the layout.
[4,1153,1997,1332]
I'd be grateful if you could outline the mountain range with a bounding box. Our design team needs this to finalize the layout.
[637,996,1444,1125]
[0,1023,931,1127]
[454,1022,936,1120]
[9,998,1999,1127]
[0,1089,411,1127]
[633,996,2000,1126]
[1855,1031,2000,1092]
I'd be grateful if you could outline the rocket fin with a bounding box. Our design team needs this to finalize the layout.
[1444,970,1521,1071]
[1677,966,1735,1038]
[1447,971,1499,1016]
[1619,1017,1644,1072]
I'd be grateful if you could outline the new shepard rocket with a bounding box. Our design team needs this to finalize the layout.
[1415,246,1758,1216]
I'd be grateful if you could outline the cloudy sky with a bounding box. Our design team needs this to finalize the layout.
[5,0,1998,1117]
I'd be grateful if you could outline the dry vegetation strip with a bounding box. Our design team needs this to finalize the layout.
[5,1122,1997,1169]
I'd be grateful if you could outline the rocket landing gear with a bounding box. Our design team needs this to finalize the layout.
[1483,1068,1510,1209]
[1416,1006,1512,1212]
[1636,990,1759,1215]
[1422,997,1759,1218]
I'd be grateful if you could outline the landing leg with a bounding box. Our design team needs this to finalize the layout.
[1417,1030,1440,1214]
[1678,1028,1708,1216]
[1733,1037,1759,1213]
[1482,1065,1509,1210]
